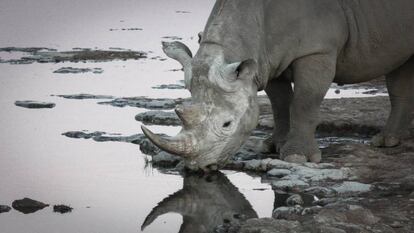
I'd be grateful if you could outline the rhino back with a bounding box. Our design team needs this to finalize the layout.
[200,0,414,83]
[336,0,414,82]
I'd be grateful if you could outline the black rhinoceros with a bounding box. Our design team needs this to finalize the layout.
[142,0,414,171]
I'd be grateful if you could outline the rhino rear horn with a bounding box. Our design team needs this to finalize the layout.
[162,41,193,89]
[175,104,205,129]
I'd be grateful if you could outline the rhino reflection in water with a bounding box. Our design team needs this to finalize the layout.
[142,0,414,171]
[141,172,257,233]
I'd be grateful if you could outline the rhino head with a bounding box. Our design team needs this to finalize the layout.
[141,41,260,171]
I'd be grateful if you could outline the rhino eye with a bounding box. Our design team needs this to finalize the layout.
[222,121,232,128]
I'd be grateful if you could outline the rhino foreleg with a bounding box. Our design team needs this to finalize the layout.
[280,54,337,163]
[372,56,414,147]
[264,74,293,153]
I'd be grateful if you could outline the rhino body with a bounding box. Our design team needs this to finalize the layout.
[142,0,414,170]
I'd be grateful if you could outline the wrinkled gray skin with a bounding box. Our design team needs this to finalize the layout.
[142,0,414,171]
[141,172,257,233]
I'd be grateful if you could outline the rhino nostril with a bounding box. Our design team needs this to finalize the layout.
[222,121,232,128]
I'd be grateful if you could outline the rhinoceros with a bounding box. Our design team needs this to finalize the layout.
[142,0,414,171]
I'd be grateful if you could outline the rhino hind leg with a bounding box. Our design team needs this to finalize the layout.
[372,56,414,147]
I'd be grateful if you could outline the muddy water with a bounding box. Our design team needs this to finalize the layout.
[0,1,386,232]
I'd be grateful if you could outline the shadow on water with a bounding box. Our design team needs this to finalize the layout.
[141,171,258,233]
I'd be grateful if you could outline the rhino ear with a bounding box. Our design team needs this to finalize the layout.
[162,41,193,61]
[225,59,257,79]
[162,41,193,89]
[236,59,257,77]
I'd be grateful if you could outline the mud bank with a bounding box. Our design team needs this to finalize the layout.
[15,100,56,109]
[0,47,147,64]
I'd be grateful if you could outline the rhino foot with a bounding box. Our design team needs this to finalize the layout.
[283,154,307,163]
[279,138,321,163]
[282,152,321,163]
[371,133,401,147]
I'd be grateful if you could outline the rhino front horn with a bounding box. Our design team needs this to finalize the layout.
[141,125,197,157]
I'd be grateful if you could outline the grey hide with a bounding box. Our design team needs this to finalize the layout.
[142,0,414,171]
[141,172,257,233]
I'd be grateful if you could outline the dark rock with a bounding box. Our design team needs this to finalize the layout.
[4,59,34,65]
[301,206,322,215]
[135,111,180,126]
[53,205,73,214]
[313,197,335,206]
[272,179,310,191]
[238,218,304,233]
[314,205,380,227]
[0,48,147,64]
[109,28,143,31]
[175,10,191,14]
[12,198,49,214]
[53,67,103,74]
[139,138,161,155]
[53,94,115,100]
[0,205,11,213]
[331,181,372,195]
[362,89,381,95]
[286,194,304,206]
[92,133,144,144]
[304,186,337,198]
[15,100,55,109]
[162,36,183,40]
[345,205,380,225]
[317,226,346,233]
[38,50,146,62]
[151,84,185,89]
[233,149,263,161]
[0,47,56,53]
[267,168,291,178]
[390,221,404,228]
[151,151,182,167]
[62,131,145,144]
[273,206,303,220]
[168,68,183,72]
[62,130,165,159]
[98,97,186,109]
[62,131,105,139]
